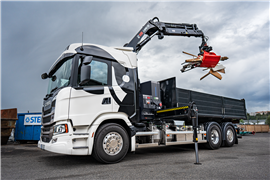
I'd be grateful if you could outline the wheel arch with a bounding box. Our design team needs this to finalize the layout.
[91,113,132,127]
[88,113,133,155]
[98,119,131,138]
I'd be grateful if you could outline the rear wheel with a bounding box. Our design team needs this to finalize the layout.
[92,123,129,164]
[206,124,222,149]
[224,125,235,147]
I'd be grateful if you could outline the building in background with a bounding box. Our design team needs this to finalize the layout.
[249,111,270,116]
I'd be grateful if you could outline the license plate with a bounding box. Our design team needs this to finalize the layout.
[40,144,45,150]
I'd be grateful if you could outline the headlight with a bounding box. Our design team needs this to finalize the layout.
[54,124,68,135]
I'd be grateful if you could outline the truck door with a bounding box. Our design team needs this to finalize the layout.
[68,56,113,126]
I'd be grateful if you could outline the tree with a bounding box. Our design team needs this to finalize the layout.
[266,115,270,126]
[247,113,250,120]
[240,119,245,124]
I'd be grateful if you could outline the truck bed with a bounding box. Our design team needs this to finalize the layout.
[159,77,246,122]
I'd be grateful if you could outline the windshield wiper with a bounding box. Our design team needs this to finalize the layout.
[50,87,58,94]
[44,87,58,100]
[44,93,52,100]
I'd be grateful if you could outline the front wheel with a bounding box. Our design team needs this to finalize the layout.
[92,123,129,164]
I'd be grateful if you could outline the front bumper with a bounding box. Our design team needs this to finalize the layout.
[38,132,93,155]
[38,135,72,155]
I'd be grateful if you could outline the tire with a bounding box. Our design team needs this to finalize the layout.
[224,125,235,147]
[206,124,222,150]
[92,123,129,164]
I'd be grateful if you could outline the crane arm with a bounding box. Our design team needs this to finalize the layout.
[124,17,211,54]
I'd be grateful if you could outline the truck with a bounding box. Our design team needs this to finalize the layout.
[38,17,246,163]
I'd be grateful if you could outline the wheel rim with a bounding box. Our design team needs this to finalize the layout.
[227,129,234,143]
[103,132,123,156]
[211,129,219,144]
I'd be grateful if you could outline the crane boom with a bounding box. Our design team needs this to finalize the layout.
[124,17,210,54]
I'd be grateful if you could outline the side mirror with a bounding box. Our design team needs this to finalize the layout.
[41,73,48,79]
[79,65,91,86]
[51,75,57,82]
[83,56,93,65]
[79,56,93,86]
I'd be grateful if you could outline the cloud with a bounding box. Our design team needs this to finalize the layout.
[1,1,269,113]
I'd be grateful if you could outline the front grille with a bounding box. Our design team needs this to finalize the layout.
[43,100,56,116]
[42,137,51,143]
[41,99,56,143]
[41,125,54,143]
[42,116,51,124]
[43,109,51,116]
[43,126,51,132]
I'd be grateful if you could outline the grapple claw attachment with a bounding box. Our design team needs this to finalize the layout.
[181,50,228,80]
[199,51,220,68]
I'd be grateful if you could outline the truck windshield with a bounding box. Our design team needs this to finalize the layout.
[47,57,73,94]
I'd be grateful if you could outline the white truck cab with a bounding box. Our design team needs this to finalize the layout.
[39,43,140,163]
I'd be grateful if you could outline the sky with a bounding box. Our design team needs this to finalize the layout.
[1,1,269,113]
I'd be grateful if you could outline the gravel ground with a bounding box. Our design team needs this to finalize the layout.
[1,133,269,180]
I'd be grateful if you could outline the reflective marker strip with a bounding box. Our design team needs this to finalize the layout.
[65,124,68,133]
[92,132,95,138]
[156,106,189,114]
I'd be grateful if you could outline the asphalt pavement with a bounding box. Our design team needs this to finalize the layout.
[1,133,270,180]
